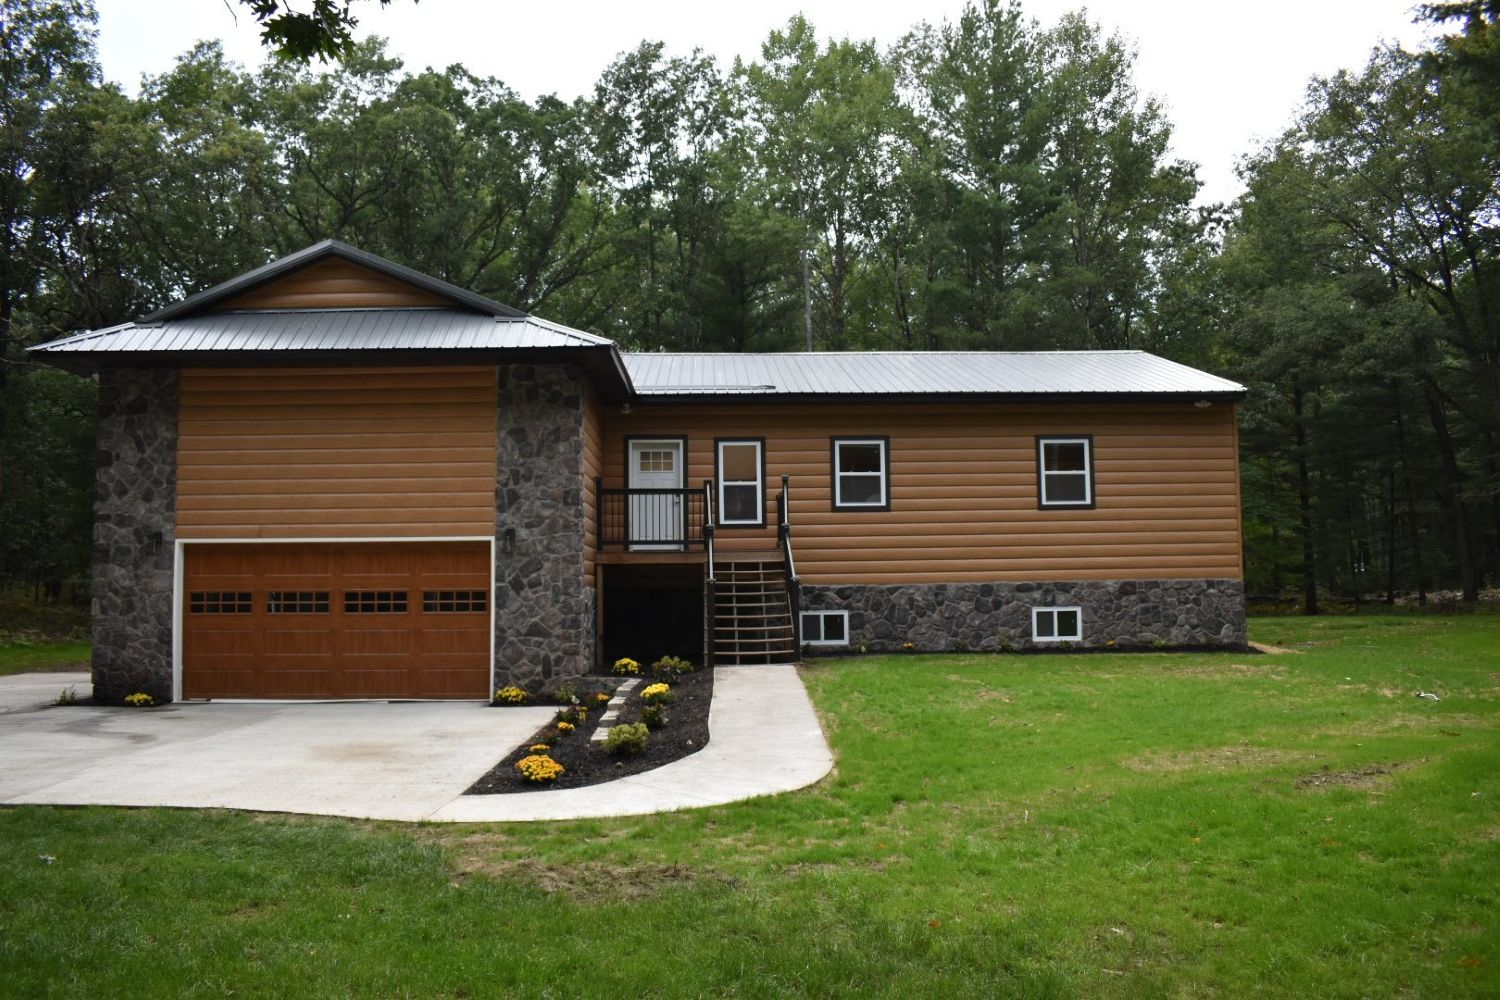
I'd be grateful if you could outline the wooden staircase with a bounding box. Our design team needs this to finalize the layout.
[709,553,797,665]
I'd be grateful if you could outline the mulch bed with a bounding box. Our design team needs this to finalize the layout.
[467,667,714,794]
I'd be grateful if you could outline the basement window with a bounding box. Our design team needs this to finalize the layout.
[1032,607,1082,643]
[343,591,409,614]
[1037,436,1094,508]
[267,591,330,614]
[800,610,849,647]
[188,592,252,614]
[423,590,488,613]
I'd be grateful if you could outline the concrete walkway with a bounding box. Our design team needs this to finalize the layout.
[0,665,832,822]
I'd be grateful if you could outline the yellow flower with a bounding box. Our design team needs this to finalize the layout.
[556,721,575,733]
[529,743,551,753]
[494,685,529,705]
[612,657,641,676]
[515,754,565,783]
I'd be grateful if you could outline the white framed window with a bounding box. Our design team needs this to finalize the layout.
[832,438,889,510]
[800,610,849,646]
[1032,606,1082,642]
[1038,436,1093,508]
[716,439,764,526]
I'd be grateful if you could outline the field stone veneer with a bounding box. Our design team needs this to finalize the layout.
[494,364,596,691]
[800,578,1247,653]
[92,368,179,703]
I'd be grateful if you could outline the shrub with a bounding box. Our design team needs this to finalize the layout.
[555,721,576,735]
[651,654,694,676]
[641,703,668,729]
[494,685,529,705]
[515,754,565,783]
[640,682,674,705]
[591,691,612,706]
[555,705,588,725]
[612,657,641,676]
[901,642,915,653]
[53,686,78,706]
[553,684,578,705]
[603,722,649,756]
[124,692,154,707]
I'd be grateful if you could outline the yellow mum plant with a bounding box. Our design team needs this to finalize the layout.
[556,721,576,733]
[612,657,641,676]
[124,692,155,707]
[494,685,529,705]
[640,682,674,704]
[529,743,551,753]
[515,754,565,783]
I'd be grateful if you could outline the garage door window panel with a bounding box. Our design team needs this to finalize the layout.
[189,592,252,614]
[343,590,409,614]
[267,591,330,614]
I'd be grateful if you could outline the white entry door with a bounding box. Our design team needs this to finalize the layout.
[628,439,685,550]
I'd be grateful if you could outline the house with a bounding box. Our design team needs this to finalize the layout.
[30,241,1249,704]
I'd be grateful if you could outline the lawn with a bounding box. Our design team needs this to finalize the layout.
[1,615,1496,997]
[0,639,90,677]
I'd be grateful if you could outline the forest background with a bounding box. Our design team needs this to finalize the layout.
[2,0,1496,616]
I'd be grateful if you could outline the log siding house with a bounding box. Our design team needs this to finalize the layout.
[30,242,1248,703]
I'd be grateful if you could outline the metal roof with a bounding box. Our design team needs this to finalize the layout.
[140,240,525,322]
[30,308,613,355]
[622,351,1246,398]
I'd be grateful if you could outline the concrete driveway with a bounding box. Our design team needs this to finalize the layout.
[0,672,553,821]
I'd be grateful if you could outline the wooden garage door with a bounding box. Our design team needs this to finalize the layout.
[182,542,490,699]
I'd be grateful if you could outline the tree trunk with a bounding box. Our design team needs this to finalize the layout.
[801,249,813,351]
[1385,465,1397,605]
[1422,379,1479,601]
[1293,387,1319,615]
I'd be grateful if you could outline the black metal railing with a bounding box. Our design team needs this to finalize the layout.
[596,479,712,550]
[777,474,802,649]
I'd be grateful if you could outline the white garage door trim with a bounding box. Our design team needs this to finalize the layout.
[172,535,496,702]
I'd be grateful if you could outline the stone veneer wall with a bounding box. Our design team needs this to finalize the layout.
[800,579,1246,652]
[494,364,596,690]
[92,368,179,703]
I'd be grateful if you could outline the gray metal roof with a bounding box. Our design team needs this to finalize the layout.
[623,351,1245,398]
[30,308,613,355]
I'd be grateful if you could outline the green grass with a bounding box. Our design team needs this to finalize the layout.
[0,639,90,676]
[2,615,1497,997]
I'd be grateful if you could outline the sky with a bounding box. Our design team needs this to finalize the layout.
[93,0,1439,206]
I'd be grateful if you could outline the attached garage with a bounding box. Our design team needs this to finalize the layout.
[181,541,492,699]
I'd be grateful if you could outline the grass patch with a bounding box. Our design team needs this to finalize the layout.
[0,640,90,677]
[1,615,1496,996]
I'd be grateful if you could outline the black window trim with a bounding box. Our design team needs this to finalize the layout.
[830,436,891,512]
[1036,434,1096,510]
[714,437,767,529]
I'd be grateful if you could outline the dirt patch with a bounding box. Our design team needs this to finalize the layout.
[450,858,734,899]
[467,667,712,794]
[1159,661,1288,680]
[1294,762,1409,790]
[1249,642,1304,655]
[1120,745,1309,773]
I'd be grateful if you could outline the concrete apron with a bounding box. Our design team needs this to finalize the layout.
[0,666,832,822]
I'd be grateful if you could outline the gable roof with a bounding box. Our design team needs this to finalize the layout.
[140,240,526,322]
[27,241,1245,404]
[623,351,1246,400]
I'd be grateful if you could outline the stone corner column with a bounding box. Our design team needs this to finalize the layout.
[493,364,594,693]
[91,368,178,704]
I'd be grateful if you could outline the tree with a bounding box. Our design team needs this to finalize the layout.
[234,0,407,62]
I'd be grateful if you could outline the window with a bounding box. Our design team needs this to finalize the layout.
[1032,606,1082,642]
[423,590,488,613]
[637,449,675,472]
[832,438,889,510]
[1038,436,1093,508]
[800,610,849,647]
[343,591,408,614]
[267,591,330,614]
[188,592,252,614]
[716,439,765,526]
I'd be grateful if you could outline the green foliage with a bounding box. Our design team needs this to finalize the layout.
[650,655,695,676]
[640,702,667,729]
[602,721,649,756]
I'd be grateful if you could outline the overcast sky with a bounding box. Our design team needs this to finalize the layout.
[93,0,1437,206]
